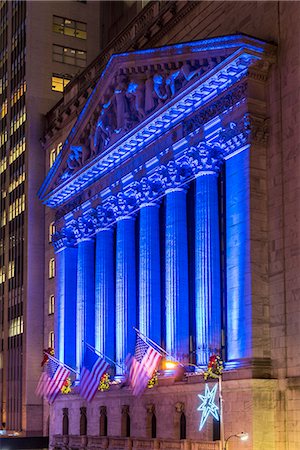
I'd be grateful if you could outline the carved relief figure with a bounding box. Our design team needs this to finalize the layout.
[127,80,145,120]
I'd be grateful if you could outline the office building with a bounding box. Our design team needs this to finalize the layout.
[0,0,103,436]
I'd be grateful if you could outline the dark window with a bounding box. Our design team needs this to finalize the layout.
[53,45,86,68]
[80,407,87,436]
[121,406,130,437]
[62,408,69,436]
[180,412,186,440]
[100,407,107,436]
[151,413,156,439]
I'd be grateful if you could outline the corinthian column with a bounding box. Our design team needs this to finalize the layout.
[165,187,189,362]
[115,216,136,374]
[139,202,161,345]
[54,238,77,369]
[195,171,221,366]
[76,237,95,371]
[95,226,115,362]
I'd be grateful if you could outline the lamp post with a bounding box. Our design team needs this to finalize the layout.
[224,432,249,450]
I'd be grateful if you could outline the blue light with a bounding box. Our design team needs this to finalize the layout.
[225,148,252,361]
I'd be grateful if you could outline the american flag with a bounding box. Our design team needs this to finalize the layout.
[36,357,70,404]
[128,335,162,397]
[80,346,109,402]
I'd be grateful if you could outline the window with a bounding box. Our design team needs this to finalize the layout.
[49,258,55,279]
[49,142,62,168]
[8,316,23,337]
[9,194,25,221]
[53,45,87,68]
[53,16,87,40]
[80,407,87,436]
[49,331,54,349]
[49,295,55,315]
[62,408,69,436]
[99,406,107,436]
[52,74,71,92]
[0,266,5,284]
[180,412,186,440]
[49,222,55,243]
[8,261,15,279]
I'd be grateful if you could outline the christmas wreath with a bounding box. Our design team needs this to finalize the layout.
[98,373,110,392]
[147,371,158,389]
[204,354,224,380]
[61,377,72,394]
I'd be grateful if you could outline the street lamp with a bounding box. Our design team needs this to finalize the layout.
[224,432,249,450]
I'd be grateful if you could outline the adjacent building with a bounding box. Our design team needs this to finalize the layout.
[39,1,299,450]
[0,0,103,436]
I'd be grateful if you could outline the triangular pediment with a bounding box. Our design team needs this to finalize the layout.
[39,34,275,207]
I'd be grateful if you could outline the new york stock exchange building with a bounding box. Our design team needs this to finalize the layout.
[39,26,297,450]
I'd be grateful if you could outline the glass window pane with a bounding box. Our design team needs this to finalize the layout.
[53,45,63,54]
[65,56,75,65]
[77,21,86,31]
[64,27,75,37]
[53,54,63,63]
[76,29,87,40]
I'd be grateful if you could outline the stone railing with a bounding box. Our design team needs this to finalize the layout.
[51,435,220,450]
[45,0,198,133]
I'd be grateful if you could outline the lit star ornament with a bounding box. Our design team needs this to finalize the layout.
[197,383,219,430]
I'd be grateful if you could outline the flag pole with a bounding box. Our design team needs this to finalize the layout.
[84,341,123,370]
[46,352,79,375]
[133,327,185,368]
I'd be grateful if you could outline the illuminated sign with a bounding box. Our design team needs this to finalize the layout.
[197,383,219,430]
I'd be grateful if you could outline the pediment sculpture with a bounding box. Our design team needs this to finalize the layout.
[61,56,227,180]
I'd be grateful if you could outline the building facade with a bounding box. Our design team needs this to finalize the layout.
[40,2,300,450]
[0,0,103,436]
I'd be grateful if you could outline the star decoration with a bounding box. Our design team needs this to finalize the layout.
[197,383,219,430]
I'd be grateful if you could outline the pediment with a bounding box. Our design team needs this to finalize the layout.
[39,34,275,208]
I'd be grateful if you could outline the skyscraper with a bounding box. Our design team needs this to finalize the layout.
[0,0,102,436]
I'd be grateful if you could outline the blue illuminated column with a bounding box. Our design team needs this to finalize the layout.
[195,171,221,366]
[139,203,161,344]
[95,227,115,362]
[55,245,77,369]
[115,216,136,374]
[226,149,251,362]
[165,188,189,362]
[76,237,95,371]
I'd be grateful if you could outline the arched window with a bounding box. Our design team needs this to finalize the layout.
[49,294,55,315]
[80,407,87,436]
[49,331,54,349]
[62,408,69,436]
[121,405,130,437]
[49,222,55,243]
[151,412,157,439]
[49,258,55,279]
[100,406,107,436]
[180,412,186,440]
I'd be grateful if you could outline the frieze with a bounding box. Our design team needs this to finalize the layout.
[183,81,248,135]
[53,111,268,233]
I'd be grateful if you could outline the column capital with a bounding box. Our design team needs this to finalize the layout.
[186,141,224,175]
[69,214,95,241]
[107,190,138,221]
[159,158,193,192]
[52,227,76,253]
